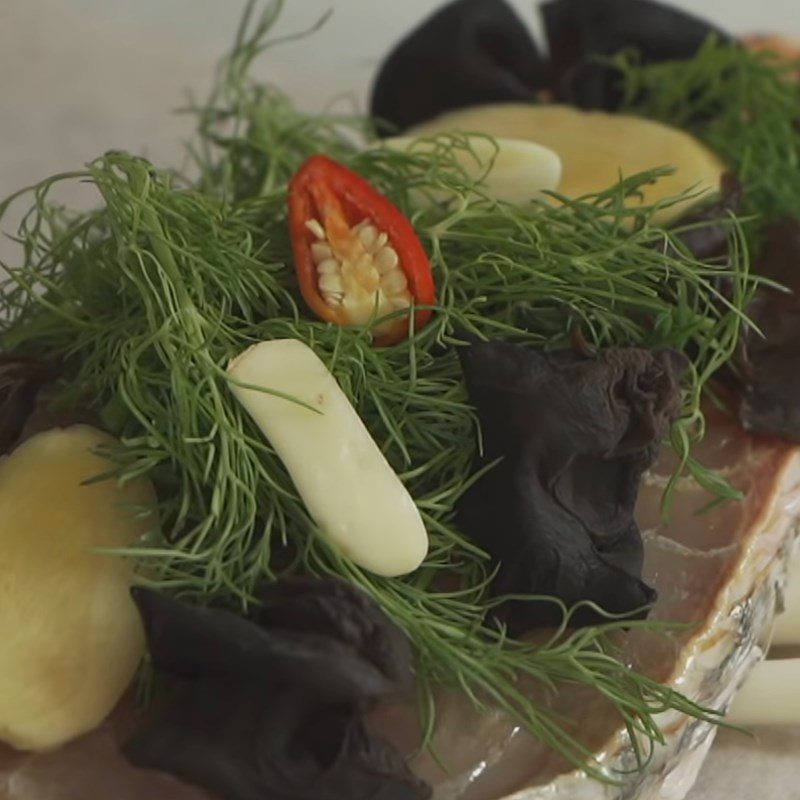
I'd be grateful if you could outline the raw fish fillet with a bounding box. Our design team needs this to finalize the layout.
[2,410,797,800]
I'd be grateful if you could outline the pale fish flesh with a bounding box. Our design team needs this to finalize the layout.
[1,410,797,800]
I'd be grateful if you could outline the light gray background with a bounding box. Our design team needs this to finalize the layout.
[0,1,798,798]
[0,0,793,201]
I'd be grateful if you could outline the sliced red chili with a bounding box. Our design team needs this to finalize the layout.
[288,154,436,345]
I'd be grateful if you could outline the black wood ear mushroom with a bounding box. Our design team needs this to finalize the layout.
[455,340,687,632]
[541,0,731,110]
[370,0,732,132]
[369,0,548,135]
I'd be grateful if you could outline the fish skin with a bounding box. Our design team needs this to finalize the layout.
[406,411,800,800]
[0,415,797,800]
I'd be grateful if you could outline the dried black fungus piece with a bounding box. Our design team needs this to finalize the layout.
[672,173,744,263]
[124,580,430,800]
[369,0,732,135]
[257,577,414,693]
[738,217,800,441]
[542,0,731,110]
[456,342,686,631]
[0,355,53,454]
[369,0,546,135]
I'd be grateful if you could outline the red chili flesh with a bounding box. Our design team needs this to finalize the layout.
[288,155,436,345]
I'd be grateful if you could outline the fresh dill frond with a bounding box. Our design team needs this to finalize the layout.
[0,159,752,777]
[619,38,800,228]
[0,0,764,782]
[617,37,800,500]
[0,150,754,585]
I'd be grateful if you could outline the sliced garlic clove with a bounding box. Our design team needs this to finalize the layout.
[227,339,428,577]
[383,132,562,206]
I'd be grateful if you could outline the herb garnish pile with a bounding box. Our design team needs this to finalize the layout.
[620,39,800,228]
[0,0,795,780]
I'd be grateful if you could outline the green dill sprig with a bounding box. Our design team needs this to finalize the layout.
[0,156,752,778]
[618,38,800,228]
[0,0,762,781]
